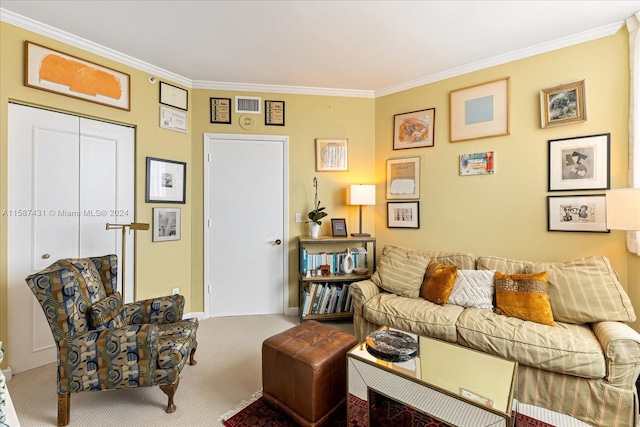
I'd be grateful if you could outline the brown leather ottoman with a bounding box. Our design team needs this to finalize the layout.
[262,320,358,427]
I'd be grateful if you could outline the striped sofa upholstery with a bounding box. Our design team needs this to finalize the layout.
[350,245,640,427]
[26,255,199,427]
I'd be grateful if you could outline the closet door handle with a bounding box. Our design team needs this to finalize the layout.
[271,239,282,245]
[42,254,51,259]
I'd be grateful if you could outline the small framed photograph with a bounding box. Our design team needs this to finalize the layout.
[265,100,285,126]
[547,195,609,233]
[548,133,610,191]
[331,218,348,237]
[387,156,420,199]
[387,201,420,229]
[393,108,435,150]
[460,151,495,176]
[540,80,586,128]
[146,157,186,203]
[159,81,188,111]
[316,138,348,171]
[153,208,181,241]
[160,106,187,133]
[210,97,232,124]
[24,41,131,111]
[450,77,509,142]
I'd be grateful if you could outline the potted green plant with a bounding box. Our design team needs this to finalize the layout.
[307,177,327,238]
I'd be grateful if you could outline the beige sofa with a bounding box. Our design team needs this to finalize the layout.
[350,245,640,427]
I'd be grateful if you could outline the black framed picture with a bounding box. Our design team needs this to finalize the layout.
[265,100,285,126]
[331,218,348,237]
[210,97,232,124]
[547,194,609,233]
[145,157,186,203]
[387,201,420,229]
[548,133,610,191]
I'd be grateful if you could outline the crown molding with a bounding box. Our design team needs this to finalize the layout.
[1,8,626,99]
[375,21,626,97]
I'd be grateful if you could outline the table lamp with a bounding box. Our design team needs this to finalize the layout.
[347,184,376,237]
[106,222,150,300]
[606,188,640,231]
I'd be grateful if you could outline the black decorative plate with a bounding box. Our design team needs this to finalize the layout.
[365,330,419,362]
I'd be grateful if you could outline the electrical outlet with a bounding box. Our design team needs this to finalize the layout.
[172,288,179,295]
[295,213,302,223]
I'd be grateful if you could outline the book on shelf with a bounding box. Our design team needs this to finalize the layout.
[301,282,356,316]
[301,287,311,317]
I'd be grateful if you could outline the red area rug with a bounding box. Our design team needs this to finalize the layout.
[222,392,554,427]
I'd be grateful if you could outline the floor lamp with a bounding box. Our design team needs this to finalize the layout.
[606,189,640,232]
[105,222,150,300]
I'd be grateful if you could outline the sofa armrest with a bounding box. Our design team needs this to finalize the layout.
[60,324,158,393]
[350,280,384,341]
[124,294,185,325]
[592,321,640,388]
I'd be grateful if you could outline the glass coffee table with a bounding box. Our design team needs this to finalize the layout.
[347,327,518,427]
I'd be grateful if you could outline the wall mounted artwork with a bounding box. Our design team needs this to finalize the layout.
[386,157,420,199]
[450,77,509,142]
[460,151,495,176]
[316,138,348,171]
[548,133,610,191]
[24,41,130,110]
[540,80,586,128]
[547,195,608,233]
[393,108,435,150]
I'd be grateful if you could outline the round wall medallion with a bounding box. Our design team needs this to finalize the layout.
[239,114,256,130]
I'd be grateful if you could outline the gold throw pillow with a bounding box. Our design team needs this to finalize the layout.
[494,271,555,326]
[420,262,458,305]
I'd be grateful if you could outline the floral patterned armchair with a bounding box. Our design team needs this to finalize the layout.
[25,254,198,427]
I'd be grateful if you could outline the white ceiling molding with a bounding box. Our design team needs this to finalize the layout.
[375,21,626,98]
[0,8,626,99]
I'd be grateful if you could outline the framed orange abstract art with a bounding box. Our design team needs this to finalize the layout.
[24,41,131,110]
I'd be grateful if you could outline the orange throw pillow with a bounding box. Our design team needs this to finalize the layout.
[420,262,458,305]
[494,271,555,326]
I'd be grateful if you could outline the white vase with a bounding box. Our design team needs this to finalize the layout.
[342,250,355,274]
[308,222,320,238]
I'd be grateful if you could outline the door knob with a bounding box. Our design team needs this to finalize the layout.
[271,239,282,245]
[42,253,51,259]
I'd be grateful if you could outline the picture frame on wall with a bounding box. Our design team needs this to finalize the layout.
[393,108,435,150]
[210,97,232,124]
[387,201,420,229]
[450,77,509,142]
[146,157,186,203]
[386,156,420,199]
[540,80,586,128]
[460,151,495,176]
[547,195,609,233]
[331,218,348,237]
[316,138,348,171]
[159,81,188,111]
[548,133,610,191]
[24,41,131,111]
[265,100,285,126]
[153,208,181,241]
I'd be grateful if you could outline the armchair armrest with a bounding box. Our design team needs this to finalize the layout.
[60,324,159,393]
[592,321,640,388]
[124,294,185,325]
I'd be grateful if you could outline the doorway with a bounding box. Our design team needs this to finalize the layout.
[203,133,288,317]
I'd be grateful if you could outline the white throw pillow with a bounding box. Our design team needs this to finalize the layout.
[448,270,495,310]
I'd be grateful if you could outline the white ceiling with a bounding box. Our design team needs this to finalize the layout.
[1,1,639,96]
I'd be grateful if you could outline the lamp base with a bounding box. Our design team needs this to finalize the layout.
[351,232,371,237]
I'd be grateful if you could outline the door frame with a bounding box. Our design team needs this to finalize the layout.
[203,133,290,318]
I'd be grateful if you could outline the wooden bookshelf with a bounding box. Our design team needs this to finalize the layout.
[298,236,376,323]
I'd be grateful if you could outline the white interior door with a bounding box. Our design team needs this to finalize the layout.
[204,133,288,317]
[7,103,134,373]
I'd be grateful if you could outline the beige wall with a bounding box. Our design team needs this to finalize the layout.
[374,27,634,295]
[189,91,375,311]
[1,20,638,369]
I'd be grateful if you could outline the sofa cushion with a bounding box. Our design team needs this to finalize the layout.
[495,271,555,326]
[420,262,458,305]
[363,293,463,343]
[456,308,606,379]
[448,270,495,310]
[526,256,636,324]
[370,245,430,298]
[477,256,529,274]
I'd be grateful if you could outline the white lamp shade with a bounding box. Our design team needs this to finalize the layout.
[347,184,376,205]
[606,188,640,230]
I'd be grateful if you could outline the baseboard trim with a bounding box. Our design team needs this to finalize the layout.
[184,311,206,321]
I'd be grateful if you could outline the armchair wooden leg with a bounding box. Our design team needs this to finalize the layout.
[160,378,179,413]
[57,393,70,426]
[189,342,198,366]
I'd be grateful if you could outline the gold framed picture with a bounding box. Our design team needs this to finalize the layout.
[450,77,509,142]
[315,138,348,171]
[540,80,586,128]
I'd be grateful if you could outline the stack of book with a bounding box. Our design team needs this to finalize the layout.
[301,282,354,317]
[301,247,367,275]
